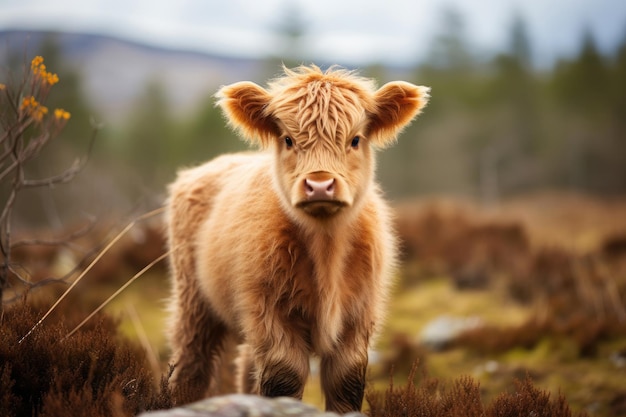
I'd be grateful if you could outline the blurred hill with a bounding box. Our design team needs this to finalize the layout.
[0,30,266,122]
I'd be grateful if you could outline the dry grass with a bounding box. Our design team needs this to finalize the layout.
[366,361,588,417]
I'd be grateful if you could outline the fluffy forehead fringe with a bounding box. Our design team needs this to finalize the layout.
[267,65,378,96]
[264,65,376,147]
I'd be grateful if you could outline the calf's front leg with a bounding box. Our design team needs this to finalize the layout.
[246,312,311,399]
[320,331,369,413]
[258,356,309,399]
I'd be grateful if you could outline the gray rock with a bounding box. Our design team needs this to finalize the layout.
[420,315,483,350]
[137,394,366,417]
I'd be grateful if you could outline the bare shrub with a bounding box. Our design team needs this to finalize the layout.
[0,56,96,304]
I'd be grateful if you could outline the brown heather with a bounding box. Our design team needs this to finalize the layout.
[367,362,589,417]
[0,299,175,417]
[1,302,589,417]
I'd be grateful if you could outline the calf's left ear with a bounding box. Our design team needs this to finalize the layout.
[215,81,280,147]
[368,81,430,147]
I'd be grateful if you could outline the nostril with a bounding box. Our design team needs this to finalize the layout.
[326,179,335,194]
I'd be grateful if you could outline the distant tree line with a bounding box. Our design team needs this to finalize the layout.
[3,10,625,227]
[111,10,626,202]
[378,10,626,200]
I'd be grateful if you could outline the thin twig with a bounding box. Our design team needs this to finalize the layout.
[22,127,98,188]
[0,117,33,148]
[2,239,104,304]
[17,206,165,344]
[22,159,83,188]
[63,249,170,341]
[6,263,33,286]
[3,277,68,303]
[12,217,97,248]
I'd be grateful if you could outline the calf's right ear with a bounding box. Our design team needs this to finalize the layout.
[215,82,280,147]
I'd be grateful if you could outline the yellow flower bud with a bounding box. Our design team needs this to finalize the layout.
[31,56,44,70]
[45,73,59,86]
[54,109,71,120]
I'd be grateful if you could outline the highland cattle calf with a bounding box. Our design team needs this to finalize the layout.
[165,65,429,412]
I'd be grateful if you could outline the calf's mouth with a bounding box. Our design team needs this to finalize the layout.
[296,200,347,218]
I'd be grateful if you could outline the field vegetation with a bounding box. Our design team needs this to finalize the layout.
[3,193,625,416]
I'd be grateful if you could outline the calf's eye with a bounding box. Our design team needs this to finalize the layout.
[285,137,293,148]
[351,136,360,148]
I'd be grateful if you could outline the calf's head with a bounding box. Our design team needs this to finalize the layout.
[216,66,429,220]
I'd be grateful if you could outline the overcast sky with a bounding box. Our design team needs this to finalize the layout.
[0,0,625,66]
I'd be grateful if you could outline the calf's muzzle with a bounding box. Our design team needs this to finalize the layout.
[296,172,346,218]
[304,178,335,201]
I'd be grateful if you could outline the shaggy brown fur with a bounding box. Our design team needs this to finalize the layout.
[165,65,429,412]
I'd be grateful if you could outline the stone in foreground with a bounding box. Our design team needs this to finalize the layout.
[137,394,367,417]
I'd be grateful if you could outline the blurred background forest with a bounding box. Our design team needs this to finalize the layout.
[0,6,625,228]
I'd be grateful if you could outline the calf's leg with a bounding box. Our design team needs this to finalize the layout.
[249,324,311,399]
[320,331,369,413]
[258,356,309,399]
[168,278,228,403]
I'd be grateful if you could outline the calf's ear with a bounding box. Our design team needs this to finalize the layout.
[368,81,430,147]
[215,81,280,147]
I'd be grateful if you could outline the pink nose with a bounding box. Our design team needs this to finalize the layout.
[304,178,335,200]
